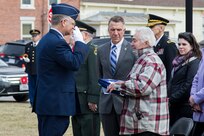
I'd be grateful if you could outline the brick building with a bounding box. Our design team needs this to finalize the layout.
[0,0,80,45]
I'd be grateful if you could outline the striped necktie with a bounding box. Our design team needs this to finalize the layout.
[110,45,117,75]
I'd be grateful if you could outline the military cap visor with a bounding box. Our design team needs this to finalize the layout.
[76,20,96,34]
[29,29,40,36]
[51,3,79,20]
[147,14,169,27]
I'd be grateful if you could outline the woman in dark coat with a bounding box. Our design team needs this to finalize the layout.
[168,32,202,126]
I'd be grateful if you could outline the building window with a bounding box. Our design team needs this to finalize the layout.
[22,0,31,4]
[21,0,34,9]
[20,17,35,40]
[49,0,60,5]
[22,23,33,40]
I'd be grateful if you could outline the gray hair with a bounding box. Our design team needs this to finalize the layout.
[108,16,125,25]
[51,14,70,26]
[135,27,156,47]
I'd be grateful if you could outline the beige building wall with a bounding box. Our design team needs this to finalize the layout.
[80,2,204,41]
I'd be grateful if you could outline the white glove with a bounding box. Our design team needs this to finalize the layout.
[73,26,85,43]
[23,57,30,63]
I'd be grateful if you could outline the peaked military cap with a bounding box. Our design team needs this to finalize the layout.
[51,3,79,20]
[29,29,41,36]
[147,14,169,27]
[76,20,96,34]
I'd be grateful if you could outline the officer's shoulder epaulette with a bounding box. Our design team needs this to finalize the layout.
[167,39,175,44]
[90,42,98,47]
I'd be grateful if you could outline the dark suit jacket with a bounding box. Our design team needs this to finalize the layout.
[97,39,137,114]
[33,29,89,116]
[74,41,100,114]
[154,35,178,83]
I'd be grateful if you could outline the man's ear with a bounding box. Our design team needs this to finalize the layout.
[61,19,66,27]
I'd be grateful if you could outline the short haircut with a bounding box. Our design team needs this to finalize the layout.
[108,16,125,25]
[51,14,68,25]
[135,27,156,47]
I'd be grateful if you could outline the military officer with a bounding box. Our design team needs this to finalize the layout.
[147,14,178,83]
[23,29,41,107]
[71,20,100,136]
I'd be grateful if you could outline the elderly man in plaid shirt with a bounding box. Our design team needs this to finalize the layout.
[107,27,169,136]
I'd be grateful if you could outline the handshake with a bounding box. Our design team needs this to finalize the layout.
[23,54,30,63]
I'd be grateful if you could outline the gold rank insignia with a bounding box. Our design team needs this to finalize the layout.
[94,46,97,55]
[167,39,174,44]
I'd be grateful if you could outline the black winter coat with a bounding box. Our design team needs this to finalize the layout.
[168,57,200,105]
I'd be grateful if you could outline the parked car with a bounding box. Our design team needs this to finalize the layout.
[0,45,4,52]
[0,40,32,67]
[0,59,29,102]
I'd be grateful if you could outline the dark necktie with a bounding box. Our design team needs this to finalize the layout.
[33,43,37,47]
[110,45,117,75]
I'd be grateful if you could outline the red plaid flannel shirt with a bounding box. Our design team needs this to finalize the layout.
[119,48,169,135]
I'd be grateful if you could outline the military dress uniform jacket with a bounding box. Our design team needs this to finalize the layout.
[33,29,89,116]
[74,41,100,114]
[154,35,178,83]
[25,42,37,75]
[97,39,137,114]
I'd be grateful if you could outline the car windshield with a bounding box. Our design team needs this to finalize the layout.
[0,59,8,67]
[3,44,25,56]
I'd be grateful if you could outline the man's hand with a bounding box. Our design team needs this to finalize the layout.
[73,26,85,43]
[23,54,30,63]
[88,102,97,112]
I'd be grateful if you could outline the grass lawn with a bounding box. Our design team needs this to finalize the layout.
[0,101,74,136]
[0,101,104,136]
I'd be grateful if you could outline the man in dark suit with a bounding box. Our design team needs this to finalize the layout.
[23,29,41,107]
[71,20,100,136]
[97,16,137,136]
[147,14,178,83]
[33,3,89,136]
